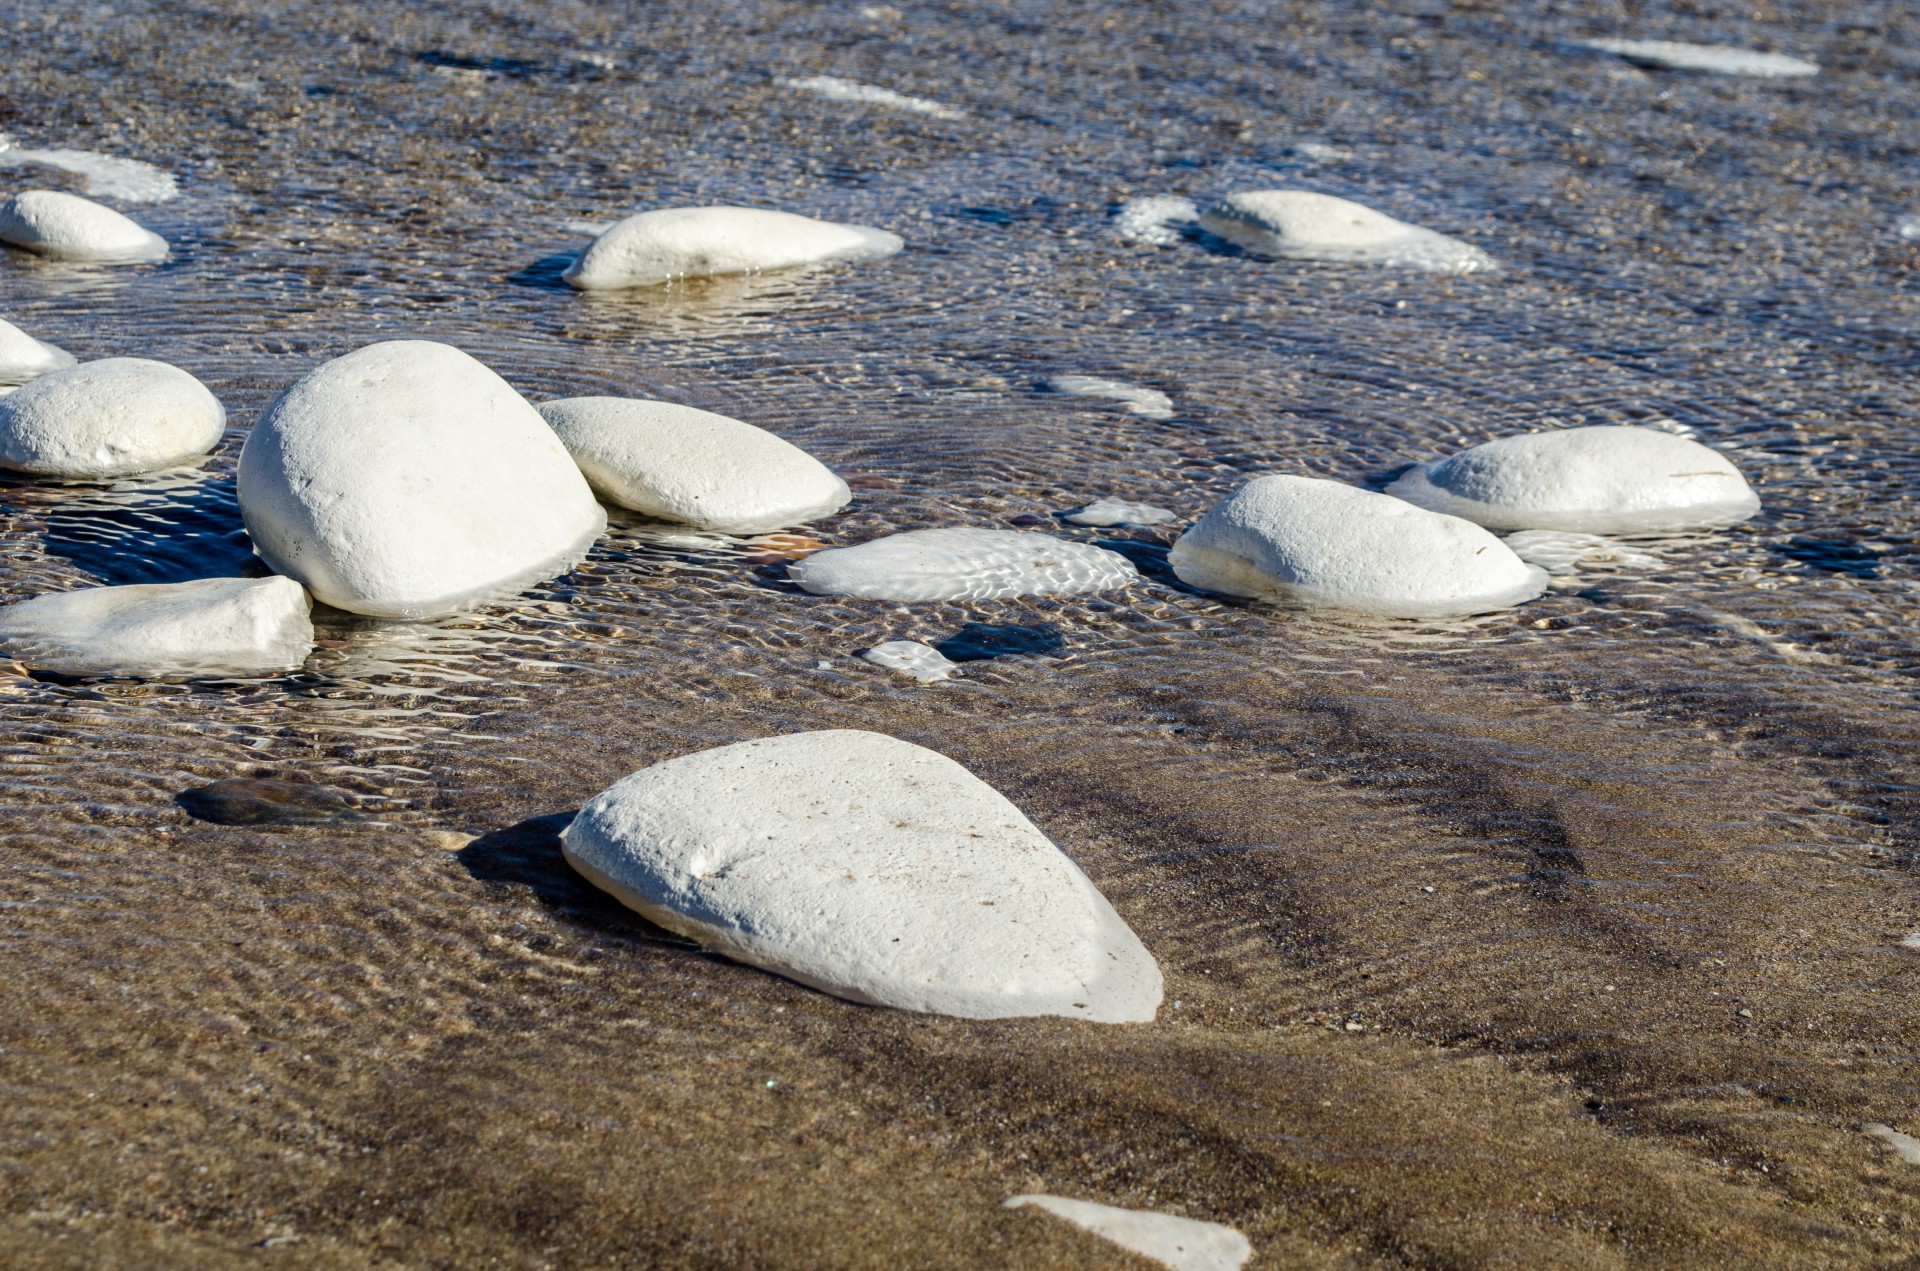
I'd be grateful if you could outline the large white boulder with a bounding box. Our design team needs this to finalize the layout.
[561,730,1163,1022]
[1170,475,1547,617]
[536,396,851,534]
[789,528,1137,601]
[0,316,75,385]
[1576,39,1818,77]
[237,340,606,619]
[0,190,168,262]
[0,575,312,677]
[0,358,224,478]
[1385,426,1760,534]
[1199,190,1493,273]
[563,206,903,290]
[1005,1196,1252,1271]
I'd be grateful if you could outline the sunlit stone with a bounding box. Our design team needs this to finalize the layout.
[0,358,223,478]
[560,730,1163,1021]
[1064,497,1176,527]
[0,134,179,201]
[777,74,966,120]
[0,316,75,385]
[1005,1196,1253,1271]
[1386,426,1760,534]
[1577,39,1818,78]
[0,576,312,678]
[0,189,168,262]
[238,340,605,619]
[537,396,851,534]
[1199,190,1494,273]
[563,206,903,290]
[1047,375,1174,419]
[862,639,959,682]
[789,528,1136,601]
[1170,475,1547,617]
[1113,195,1199,246]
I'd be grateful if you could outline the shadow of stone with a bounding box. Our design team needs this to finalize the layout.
[456,812,691,945]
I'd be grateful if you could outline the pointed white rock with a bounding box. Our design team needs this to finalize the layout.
[789,528,1137,601]
[563,206,903,290]
[1199,190,1494,273]
[1577,39,1818,78]
[1064,497,1176,527]
[561,730,1162,1021]
[0,190,168,262]
[1386,426,1760,534]
[1171,475,1547,617]
[0,358,224,478]
[237,340,606,619]
[0,576,312,677]
[536,396,851,534]
[0,316,76,385]
[862,639,959,682]
[1005,1196,1252,1271]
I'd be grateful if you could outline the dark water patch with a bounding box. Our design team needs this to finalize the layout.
[1776,536,1887,578]
[933,621,1066,663]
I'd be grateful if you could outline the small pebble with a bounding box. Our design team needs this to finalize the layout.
[776,75,965,120]
[862,639,959,682]
[1576,38,1818,78]
[1005,1195,1252,1271]
[1046,375,1174,420]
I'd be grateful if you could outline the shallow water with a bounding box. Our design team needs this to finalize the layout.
[3,0,1919,1266]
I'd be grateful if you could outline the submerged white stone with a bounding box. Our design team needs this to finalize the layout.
[237,340,606,619]
[0,134,179,201]
[1577,39,1818,78]
[1005,1196,1252,1271]
[0,316,75,385]
[789,528,1137,602]
[1199,190,1494,274]
[1503,530,1661,577]
[862,639,959,682]
[1865,1124,1920,1166]
[1386,426,1760,534]
[0,358,224,479]
[1064,497,1176,527]
[0,190,168,262]
[560,730,1162,1022]
[1170,475,1548,617]
[536,396,851,534]
[563,206,903,290]
[1899,214,1920,242]
[1113,195,1199,247]
[777,75,966,120]
[0,576,312,677]
[1047,375,1174,420]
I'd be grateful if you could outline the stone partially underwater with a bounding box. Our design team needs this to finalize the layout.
[0,315,75,385]
[1199,190,1495,273]
[0,575,313,678]
[0,189,168,263]
[562,206,903,290]
[789,527,1137,601]
[1575,38,1819,78]
[0,358,224,479]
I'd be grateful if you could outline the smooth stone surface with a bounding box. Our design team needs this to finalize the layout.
[1064,497,1177,527]
[563,206,903,290]
[0,357,224,478]
[0,133,179,201]
[1199,190,1494,273]
[862,639,959,682]
[537,396,851,534]
[1170,475,1548,617]
[1005,1196,1253,1271]
[1385,426,1760,534]
[0,316,75,385]
[561,730,1163,1021]
[0,576,312,677]
[1577,39,1818,77]
[238,340,605,619]
[777,74,966,119]
[1047,375,1174,419]
[788,528,1137,601]
[0,190,168,262]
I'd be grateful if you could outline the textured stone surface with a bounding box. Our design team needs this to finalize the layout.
[0,357,223,478]
[789,528,1136,601]
[0,189,167,262]
[563,206,902,290]
[0,575,312,677]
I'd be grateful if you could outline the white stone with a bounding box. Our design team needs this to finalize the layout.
[0,316,75,385]
[0,576,312,677]
[1865,1124,1920,1165]
[777,75,966,120]
[536,396,851,534]
[1898,214,1920,241]
[1047,375,1174,420]
[1170,475,1547,617]
[237,340,606,619]
[1199,190,1494,273]
[560,730,1162,1022]
[789,528,1136,602]
[0,358,224,478]
[1577,39,1818,78]
[862,639,959,682]
[0,134,178,201]
[1064,497,1176,527]
[1113,196,1199,247]
[1385,426,1760,534]
[1005,1196,1252,1271]
[563,206,903,290]
[0,190,168,262]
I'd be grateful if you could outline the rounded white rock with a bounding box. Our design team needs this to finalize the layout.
[560,730,1163,1022]
[0,575,313,678]
[0,357,224,479]
[1005,1196,1253,1271]
[862,639,959,682]
[788,528,1137,602]
[0,190,168,262]
[1577,39,1818,78]
[536,396,851,534]
[1170,475,1548,617]
[0,316,76,385]
[1199,189,1494,273]
[1385,426,1760,534]
[237,340,606,619]
[563,206,903,290]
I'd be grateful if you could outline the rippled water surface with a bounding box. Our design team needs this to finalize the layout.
[3,1,1919,1266]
